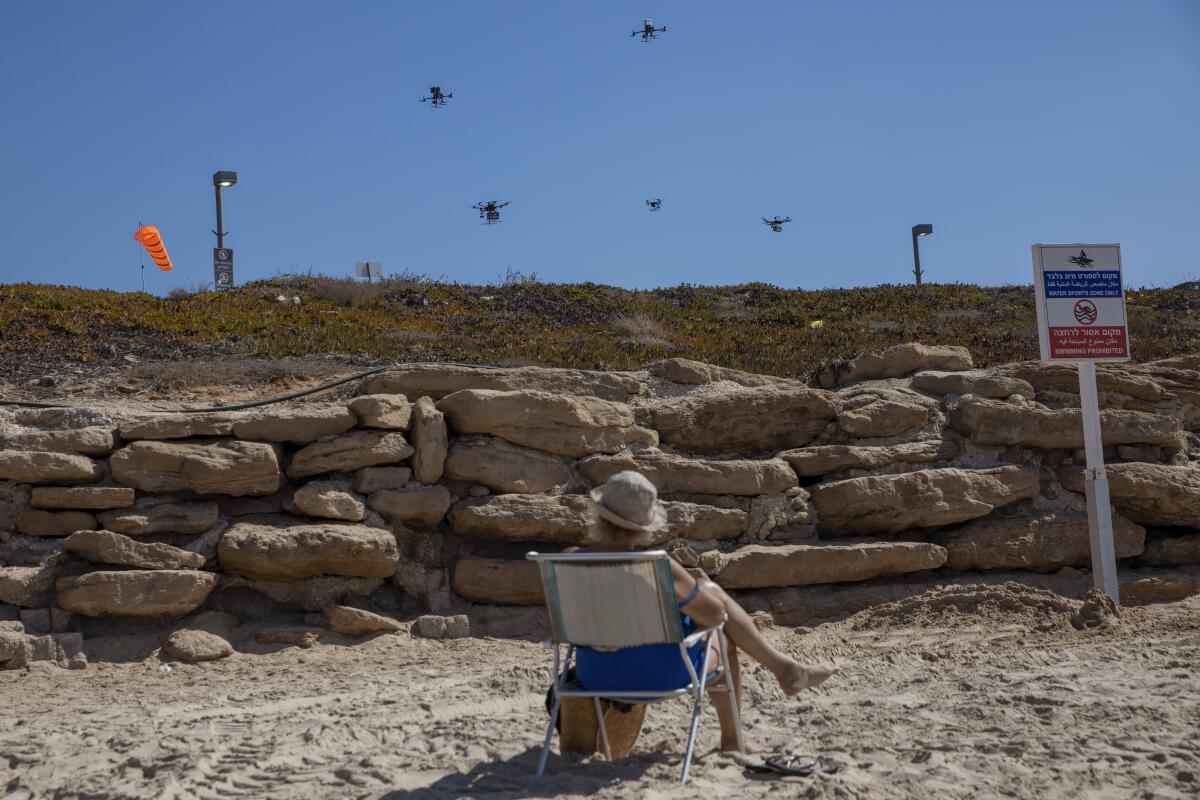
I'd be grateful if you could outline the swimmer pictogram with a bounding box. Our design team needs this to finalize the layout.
[1073,299,1098,325]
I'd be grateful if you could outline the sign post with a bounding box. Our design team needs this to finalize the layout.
[1032,243,1128,604]
[213,248,234,290]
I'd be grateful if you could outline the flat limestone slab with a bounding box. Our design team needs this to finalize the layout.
[780,440,956,478]
[644,359,785,388]
[218,522,399,581]
[110,440,283,496]
[659,502,747,542]
[444,437,571,494]
[15,510,97,537]
[320,606,402,637]
[810,466,1040,536]
[56,570,218,617]
[287,432,414,480]
[31,487,136,510]
[815,343,972,389]
[348,395,412,430]
[118,412,245,440]
[452,557,544,605]
[448,494,592,544]
[938,507,1145,572]
[704,542,947,590]
[0,450,100,485]
[97,498,220,535]
[650,385,836,454]
[1058,463,1200,528]
[0,565,57,608]
[448,494,748,544]
[1119,567,1200,605]
[232,405,357,444]
[0,427,115,456]
[1139,533,1200,567]
[578,450,798,496]
[64,530,207,570]
[950,397,1184,450]
[437,390,656,458]
[366,486,452,529]
[911,370,1035,400]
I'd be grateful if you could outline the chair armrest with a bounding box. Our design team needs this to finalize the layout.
[681,625,720,648]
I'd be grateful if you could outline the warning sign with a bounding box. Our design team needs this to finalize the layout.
[1032,244,1129,362]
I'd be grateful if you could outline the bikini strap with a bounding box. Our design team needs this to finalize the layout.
[677,578,702,608]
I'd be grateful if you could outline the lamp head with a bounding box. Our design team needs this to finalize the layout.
[213,170,238,188]
[913,223,933,237]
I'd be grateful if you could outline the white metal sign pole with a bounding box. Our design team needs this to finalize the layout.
[1077,360,1120,602]
[1032,243,1128,605]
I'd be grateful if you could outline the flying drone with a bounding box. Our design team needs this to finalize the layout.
[762,216,792,232]
[419,86,452,107]
[646,198,662,211]
[473,200,511,224]
[631,19,667,41]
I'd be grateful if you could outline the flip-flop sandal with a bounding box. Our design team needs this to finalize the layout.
[753,754,843,776]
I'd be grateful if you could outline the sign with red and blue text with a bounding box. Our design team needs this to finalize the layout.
[1032,244,1129,362]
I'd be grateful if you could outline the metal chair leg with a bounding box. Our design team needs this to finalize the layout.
[679,636,714,784]
[538,694,560,776]
[537,645,569,777]
[593,698,613,760]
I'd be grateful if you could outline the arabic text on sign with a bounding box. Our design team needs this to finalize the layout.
[1042,270,1122,299]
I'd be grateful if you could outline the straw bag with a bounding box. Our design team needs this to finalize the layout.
[546,672,647,758]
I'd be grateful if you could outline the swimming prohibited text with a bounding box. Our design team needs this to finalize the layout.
[1033,244,1129,362]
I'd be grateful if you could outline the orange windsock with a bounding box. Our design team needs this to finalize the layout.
[134,224,173,271]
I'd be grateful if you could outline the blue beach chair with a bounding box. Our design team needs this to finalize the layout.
[527,550,744,784]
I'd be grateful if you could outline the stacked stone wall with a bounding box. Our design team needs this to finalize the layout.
[2,344,1199,667]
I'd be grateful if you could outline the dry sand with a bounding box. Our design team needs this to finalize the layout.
[3,585,1198,799]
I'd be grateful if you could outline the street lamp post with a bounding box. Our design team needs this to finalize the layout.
[911,223,933,286]
[212,171,237,250]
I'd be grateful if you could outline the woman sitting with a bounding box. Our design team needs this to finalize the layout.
[568,470,836,752]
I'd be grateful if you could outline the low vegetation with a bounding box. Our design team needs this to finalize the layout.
[2,276,1198,380]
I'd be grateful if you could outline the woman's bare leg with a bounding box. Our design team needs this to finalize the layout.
[706,581,835,696]
[707,637,744,752]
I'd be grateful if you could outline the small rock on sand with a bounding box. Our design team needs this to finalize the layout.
[162,629,234,662]
[321,605,402,637]
[413,614,470,640]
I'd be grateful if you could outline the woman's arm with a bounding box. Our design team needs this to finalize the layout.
[670,559,727,629]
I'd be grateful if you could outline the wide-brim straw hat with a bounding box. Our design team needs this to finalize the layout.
[589,470,668,533]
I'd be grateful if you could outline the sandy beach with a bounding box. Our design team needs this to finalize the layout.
[3,584,1197,799]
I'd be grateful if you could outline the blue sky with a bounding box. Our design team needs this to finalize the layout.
[1,1,1197,294]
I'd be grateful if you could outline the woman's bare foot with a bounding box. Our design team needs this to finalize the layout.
[775,660,837,696]
[721,737,756,754]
